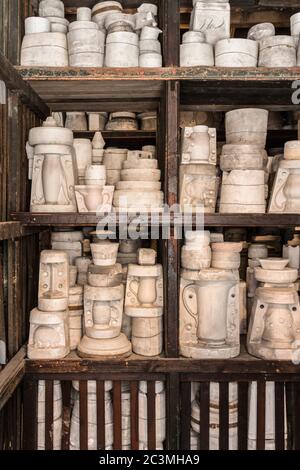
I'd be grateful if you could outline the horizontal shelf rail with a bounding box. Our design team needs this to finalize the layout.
[16,66,300,84]
[10,212,300,228]
[73,130,156,141]
[16,66,300,109]
[0,221,44,240]
[0,52,49,119]
[25,351,300,379]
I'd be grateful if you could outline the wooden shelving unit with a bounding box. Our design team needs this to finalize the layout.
[2,0,300,452]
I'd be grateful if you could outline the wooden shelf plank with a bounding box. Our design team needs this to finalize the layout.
[10,212,162,227]
[202,214,300,228]
[73,130,156,142]
[0,222,22,241]
[0,52,49,119]
[180,0,300,6]
[16,67,166,109]
[0,346,26,411]
[24,349,300,378]
[17,66,300,84]
[0,221,44,240]
[64,0,158,9]
[10,212,300,228]
[16,67,300,109]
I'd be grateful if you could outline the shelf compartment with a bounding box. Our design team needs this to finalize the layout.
[11,212,300,228]
[16,67,166,110]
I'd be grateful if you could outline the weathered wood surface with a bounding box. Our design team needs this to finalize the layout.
[17,66,300,83]
[11,212,300,228]
[164,82,180,357]
[0,222,22,241]
[11,212,163,227]
[0,346,26,411]
[23,379,38,450]
[0,224,45,240]
[73,130,156,150]
[0,53,48,119]
[64,0,158,9]
[24,349,300,378]
[16,66,300,109]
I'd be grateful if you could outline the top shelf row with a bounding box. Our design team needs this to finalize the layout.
[14,0,300,109]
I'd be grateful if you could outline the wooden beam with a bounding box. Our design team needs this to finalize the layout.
[0,346,26,411]
[182,104,300,112]
[10,212,300,228]
[164,81,180,357]
[10,212,163,227]
[0,221,43,241]
[18,66,300,83]
[166,373,180,450]
[24,352,300,378]
[23,378,38,450]
[0,52,48,119]
[180,0,300,8]
[17,67,300,110]
[49,100,159,112]
[163,0,180,67]
[0,222,22,241]
[64,0,158,8]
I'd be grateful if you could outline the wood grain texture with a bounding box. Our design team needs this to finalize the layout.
[0,346,25,410]
[79,381,88,450]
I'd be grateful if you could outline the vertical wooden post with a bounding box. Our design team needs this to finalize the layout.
[147,381,157,450]
[96,380,106,450]
[130,381,139,450]
[166,373,180,450]
[180,381,191,450]
[274,382,285,450]
[8,91,21,215]
[61,381,72,450]
[238,382,249,450]
[113,381,122,450]
[219,382,229,450]
[7,91,22,359]
[8,0,22,65]
[256,380,266,450]
[164,81,180,358]
[23,378,38,450]
[199,382,210,450]
[292,382,300,450]
[45,380,54,450]
[79,381,88,450]
[0,0,9,58]
[163,0,180,67]
[0,243,6,365]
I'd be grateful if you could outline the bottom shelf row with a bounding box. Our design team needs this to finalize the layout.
[28,226,300,362]
[33,379,292,451]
